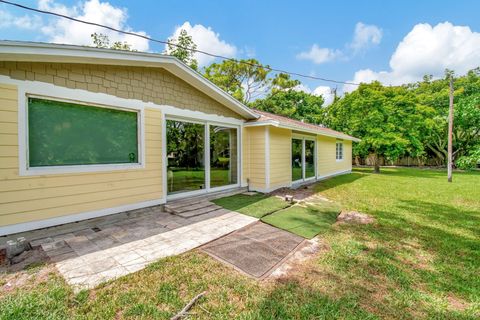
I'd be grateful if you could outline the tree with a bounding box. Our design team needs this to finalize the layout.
[164,29,198,71]
[91,33,133,51]
[252,73,327,124]
[204,59,271,104]
[414,68,480,165]
[325,82,432,173]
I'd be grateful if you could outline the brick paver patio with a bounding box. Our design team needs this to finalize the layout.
[20,203,256,290]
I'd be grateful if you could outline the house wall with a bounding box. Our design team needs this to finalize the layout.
[317,136,352,178]
[269,126,292,190]
[242,126,266,191]
[0,62,243,120]
[0,83,164,231]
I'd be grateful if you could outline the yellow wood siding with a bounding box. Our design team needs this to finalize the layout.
[0,84,163,227]
[269,127,292,189]
[317,136,352,177]
[243,126,265,190]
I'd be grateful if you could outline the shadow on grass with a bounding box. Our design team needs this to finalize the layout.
[361,200,480,300]
[249,279,378,319]
[314,171,366,193]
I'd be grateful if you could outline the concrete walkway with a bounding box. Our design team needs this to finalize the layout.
[20,205,256,290]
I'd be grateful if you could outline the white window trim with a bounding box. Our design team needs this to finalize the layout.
[336,141,344,162]
[164,115,241,200]
[17,82,146,176]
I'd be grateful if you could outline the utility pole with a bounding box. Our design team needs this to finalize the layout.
[447,76,454,183]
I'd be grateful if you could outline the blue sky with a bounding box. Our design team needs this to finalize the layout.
[1,0,480,101]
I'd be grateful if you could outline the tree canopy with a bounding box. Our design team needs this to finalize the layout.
[91,33,133,51]
[89,32,479,171]
[164,29,199,70]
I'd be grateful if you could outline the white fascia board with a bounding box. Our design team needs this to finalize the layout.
[243,120,279,127]
[0,41,259,120]
[277,123,360,142]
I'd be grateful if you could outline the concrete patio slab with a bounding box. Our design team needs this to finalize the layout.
[201,221,305,279]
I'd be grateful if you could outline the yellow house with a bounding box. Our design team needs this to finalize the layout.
[0,41,359,236]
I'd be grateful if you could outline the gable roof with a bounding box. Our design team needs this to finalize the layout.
[0,40,259,120]
[0,41,359,141]
[247,109,360,142]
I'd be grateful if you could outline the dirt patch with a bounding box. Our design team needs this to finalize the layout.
[270,185,316,201]
[0,246,56,296]
[447,294,470,311]
[336,210,375,224]
[268,237,329,279]
[1,246,50,273]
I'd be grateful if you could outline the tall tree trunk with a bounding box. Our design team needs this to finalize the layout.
[368,153,381,173]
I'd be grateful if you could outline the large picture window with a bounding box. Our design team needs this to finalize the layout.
[28,97,139,167]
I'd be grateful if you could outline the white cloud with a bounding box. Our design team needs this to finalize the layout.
[0,9,42,30]
[297,22,381,64]
[293,84,335,106]
[350,22,383,52]
[345,22,480,92]
[38,0,149,51]
[166,21,237,66]
[296,44,342,64]
[312,86,335,106]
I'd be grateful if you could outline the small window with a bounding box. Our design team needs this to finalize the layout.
[28,97,139,167]
[336,141,343,160]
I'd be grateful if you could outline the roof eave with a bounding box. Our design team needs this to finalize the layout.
[245,120,360,141]
[0,40,259,120]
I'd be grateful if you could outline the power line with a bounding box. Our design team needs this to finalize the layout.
[0,0,360,86]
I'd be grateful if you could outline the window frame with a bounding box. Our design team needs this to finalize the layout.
[22,94,144,176]
[336,141,344,161]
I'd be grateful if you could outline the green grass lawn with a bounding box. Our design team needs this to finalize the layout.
[212,193,291,218]
[1,167,479,319]
[262,201,341,239]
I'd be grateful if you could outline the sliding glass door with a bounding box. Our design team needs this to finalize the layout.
[167,118,239,196]
[210,126,238,188]
[305,140,315,179]
[292,139,303,181]
[166,120,205,194]
[292,137,316,183]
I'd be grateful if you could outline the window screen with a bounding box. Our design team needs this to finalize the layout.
[28,98,139,167]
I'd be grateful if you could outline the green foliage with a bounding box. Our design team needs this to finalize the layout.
[412,68,480,165]
[252,88,326,124]
[91,33,133,51]
[165,29,199,70]
[325,68,480,170]
[325,82,433,171]
[204,58,271,104]
[456,146,480,170]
